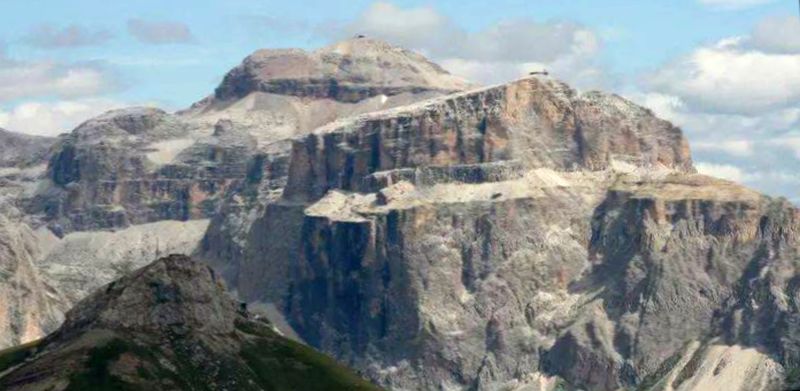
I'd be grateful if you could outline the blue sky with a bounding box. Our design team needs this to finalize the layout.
[0,0,799,200]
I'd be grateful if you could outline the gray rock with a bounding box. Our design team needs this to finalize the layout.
[212,38,471,102]
[0,128,55,168]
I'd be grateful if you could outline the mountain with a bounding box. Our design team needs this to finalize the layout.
[0,38,469,351]
[0,254,382,391]
[183,37,472,144]
[0,128,55,168]
[213,76,797,390]
[0,37,797,391]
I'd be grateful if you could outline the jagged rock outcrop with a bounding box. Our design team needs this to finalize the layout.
[0,254,382,390]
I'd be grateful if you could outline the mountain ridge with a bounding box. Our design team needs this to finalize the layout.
[0,37,795,391]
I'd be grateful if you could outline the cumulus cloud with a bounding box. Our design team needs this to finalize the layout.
[340,2,605,88]
[698,0,777,9]
[0,98,126,136]
[23,24,112,49]
[645,41,800,115]
[748,16,800,54]
[127,18,194,44]
[692,139,753,157]
[0,54,119,103]
[634,14,800,201]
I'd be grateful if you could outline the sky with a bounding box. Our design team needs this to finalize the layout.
[0,0,799,200]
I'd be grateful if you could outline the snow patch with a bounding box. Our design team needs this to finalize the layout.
[146,138,195,165]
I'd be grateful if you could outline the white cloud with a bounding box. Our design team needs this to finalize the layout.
[698,0,777,10]
[695,162,745,182]
[0,55,118,103]
[0,99,126,136]
[127,19,194,45]
[646,43,800,115]
[766,136,800,159]
[634,14,800,201]
[748,16,800,54]
[341,2,605,88]
[23,24,112,49]
[693,139,753,157]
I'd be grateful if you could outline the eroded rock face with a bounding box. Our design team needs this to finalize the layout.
[192,38,473,290]
[31,108,251,232]
[282,78,692,202]
[223,75,797,391]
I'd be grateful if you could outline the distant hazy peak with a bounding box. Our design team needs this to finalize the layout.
[0,127,57,167]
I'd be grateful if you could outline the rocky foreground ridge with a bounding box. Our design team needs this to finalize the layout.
[0,254,381,390]
[0,37,797,391]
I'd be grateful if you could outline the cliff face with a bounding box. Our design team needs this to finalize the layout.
[31,108,245,232]
[0,255,382,391]
[193,38,472,287]
[223,75,797,390]
[281,78,692,202]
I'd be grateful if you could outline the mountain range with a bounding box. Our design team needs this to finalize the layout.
[0,37,796,390]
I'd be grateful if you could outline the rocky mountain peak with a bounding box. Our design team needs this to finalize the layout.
[213,37,471,102]
[55,254,238,339]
